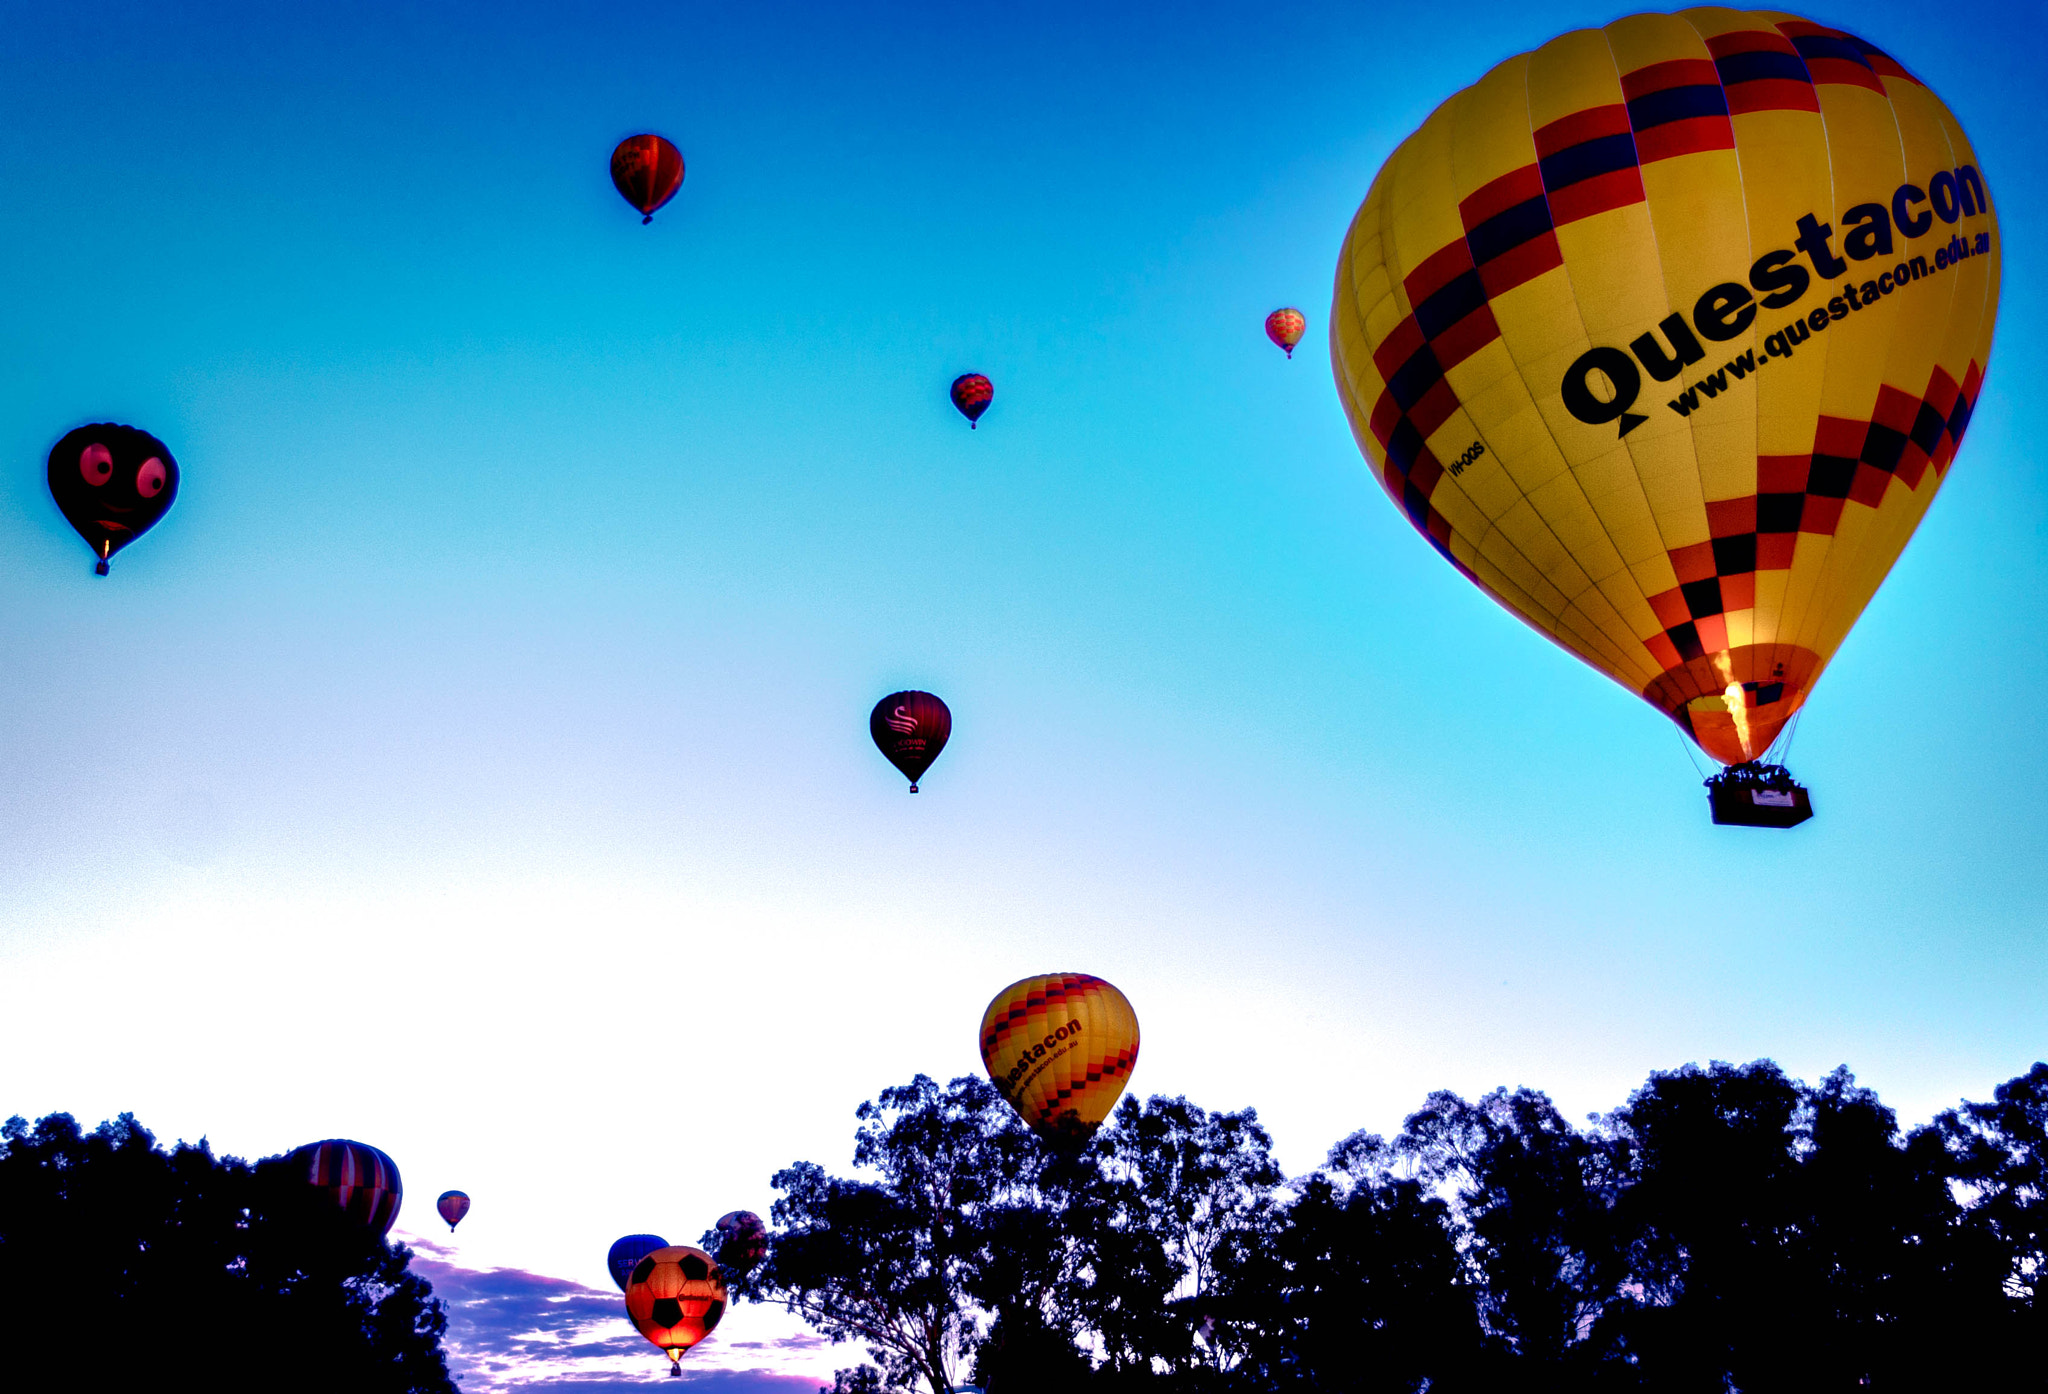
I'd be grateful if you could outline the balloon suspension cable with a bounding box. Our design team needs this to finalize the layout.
[1674,726,1710,781]
[1285,346,1295,358]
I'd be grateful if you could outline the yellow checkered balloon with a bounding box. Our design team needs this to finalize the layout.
[1331,9,1998,764]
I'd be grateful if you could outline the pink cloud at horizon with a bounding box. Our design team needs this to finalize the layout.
[406,1239,832,1393]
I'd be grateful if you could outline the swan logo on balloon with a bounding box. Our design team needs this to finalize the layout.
[1329,10,1998,781]
[870,690,951,792]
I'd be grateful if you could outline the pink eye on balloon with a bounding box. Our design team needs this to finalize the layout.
[136,458,168,498]
[80,443,114,486]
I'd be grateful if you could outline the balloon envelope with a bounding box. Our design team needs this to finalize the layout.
[950,373,993,427]
[624,1245,728,1367]
[437,1190,471,1231]
[608,1233,669,1292]
[714,1210,766,1270]
[1265,308,1306,357]
[611,134,685,222]
[47,423,180,575]
[1329,9,1997,766]
[979,973,1139,1145]
[287,1139,402,1236]
[869,691,951,791]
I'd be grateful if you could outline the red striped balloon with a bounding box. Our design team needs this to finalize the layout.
[437,1190,470,1231]
[288,1139,403,1236]
[611,134,685,224]
[950,373,993,428]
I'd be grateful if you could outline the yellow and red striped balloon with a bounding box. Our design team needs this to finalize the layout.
[979,973,1139,1144]
[1266,307,1307,357]
[1331,10,1998,765]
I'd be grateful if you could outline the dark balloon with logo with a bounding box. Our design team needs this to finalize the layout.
[47,424,180,575]
[611,134,685,224]
[869,690,951,792]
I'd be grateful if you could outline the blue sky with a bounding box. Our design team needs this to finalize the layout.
[1,1,2042,1384]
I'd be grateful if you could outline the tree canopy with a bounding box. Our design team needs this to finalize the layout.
[734,1062,2048,1393]
[0,1111,455,1394]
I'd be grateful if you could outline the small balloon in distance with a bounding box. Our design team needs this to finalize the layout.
[286,1139,403,1236]
[611,134,685,224]
[979,973,1139,1147]
[1265,308,1306,358]
[869,690,951,792]
[624,1245,728,1374]
[609,1233,670,1292]
[437,1190,471,1231]
[950,373,993,428]
[47,423,180,575]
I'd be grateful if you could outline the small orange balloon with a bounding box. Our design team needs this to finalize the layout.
[1265,308,1306,358]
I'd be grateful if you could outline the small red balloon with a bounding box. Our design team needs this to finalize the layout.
[1265,308,1306,358]
[611,134,685,224]
[870,691,951,792]
[950,373,993,428]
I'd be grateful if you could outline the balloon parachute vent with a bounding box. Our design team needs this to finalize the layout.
[1706,762,1813,828]
[95,560,109,576]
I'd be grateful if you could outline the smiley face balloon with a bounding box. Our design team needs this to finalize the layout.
[48,424,180,575]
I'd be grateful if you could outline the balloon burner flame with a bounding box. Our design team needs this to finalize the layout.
[1722,682,1754,761]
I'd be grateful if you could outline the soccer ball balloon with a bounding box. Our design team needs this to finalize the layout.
[624,1245,728,1374]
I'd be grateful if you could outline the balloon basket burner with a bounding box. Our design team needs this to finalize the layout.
[1706,762,1813,828]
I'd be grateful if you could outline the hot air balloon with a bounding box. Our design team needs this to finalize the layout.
[437,1191,471,1231]
[979,973,1139,1147]
[1329,10,1996,824]
[950,373,993,428]
[1266,308,1307,358]
[47,424,180,575]
[624,1245,728,1376]
[611,134,685,224]
[286,1139,403,1236]
[869,690,951,792]
[609,1233,670,1292]
[713,1210,767,1272]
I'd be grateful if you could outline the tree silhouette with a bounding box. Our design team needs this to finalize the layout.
[0,1112,455,1394]
[752,1062,2048,1393]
